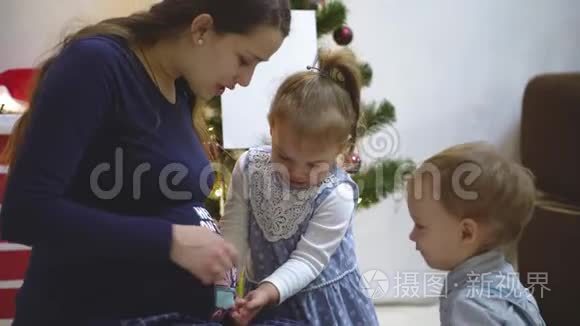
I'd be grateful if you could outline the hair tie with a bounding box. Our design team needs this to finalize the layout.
[306,54,344,84]
[306,54,331,78]
[306,54,326,76]
[306,65,332,79]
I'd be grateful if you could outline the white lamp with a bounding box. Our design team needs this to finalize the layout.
[0,85,26,114]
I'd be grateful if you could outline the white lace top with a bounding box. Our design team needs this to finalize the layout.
[220,150,355,303]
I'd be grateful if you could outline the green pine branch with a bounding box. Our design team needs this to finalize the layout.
[316,1,347,37]
[352,159,416,209]
[291,0,314,10]
[359,62,373,87]
[359,100,396,138]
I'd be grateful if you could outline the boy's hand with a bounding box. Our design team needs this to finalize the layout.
[231,282,280,325]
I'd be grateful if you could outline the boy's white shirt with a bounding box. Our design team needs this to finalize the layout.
[220,151,355,304]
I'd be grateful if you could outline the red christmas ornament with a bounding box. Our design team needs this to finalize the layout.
[333,25,353,46]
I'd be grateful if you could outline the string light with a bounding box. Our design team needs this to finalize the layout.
[214,186,223,198]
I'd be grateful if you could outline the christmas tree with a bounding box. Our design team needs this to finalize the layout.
[204,0,412,217]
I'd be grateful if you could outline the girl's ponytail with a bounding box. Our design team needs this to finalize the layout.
[318,49,362,150]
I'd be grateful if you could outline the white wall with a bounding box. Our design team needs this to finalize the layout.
[0,0,147,71]
[343,0,580,303]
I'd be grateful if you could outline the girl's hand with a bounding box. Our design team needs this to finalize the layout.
[231,282,280,325]
[170,224,238,285]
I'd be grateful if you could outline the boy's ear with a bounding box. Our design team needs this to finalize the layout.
[460,218,479,244]
[269,120,275,137]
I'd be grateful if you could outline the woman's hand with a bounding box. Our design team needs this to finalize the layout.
[231,282,280,325]
[170,224,238,285]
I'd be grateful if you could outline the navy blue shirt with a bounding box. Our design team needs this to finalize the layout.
[0,36,216,324]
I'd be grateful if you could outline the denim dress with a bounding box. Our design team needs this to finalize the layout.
[242,147,379,326]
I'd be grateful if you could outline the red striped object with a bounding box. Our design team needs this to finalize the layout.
[0,249,30,280]
[0,288,18,319]
[0,120,30,320]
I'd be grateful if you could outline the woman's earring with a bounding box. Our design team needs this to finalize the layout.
[197,39,204,46]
